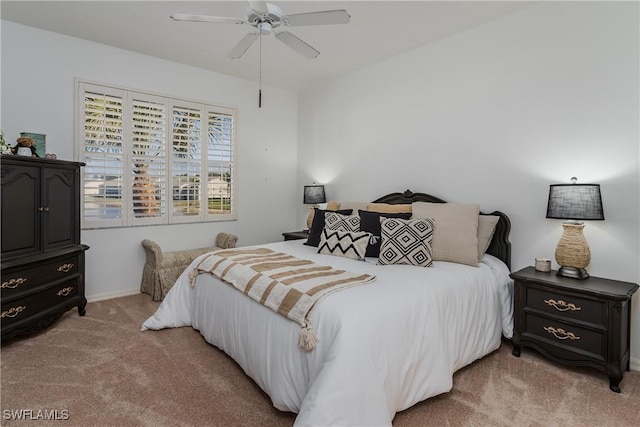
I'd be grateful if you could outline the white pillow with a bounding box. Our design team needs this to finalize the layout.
[411,202,480,266]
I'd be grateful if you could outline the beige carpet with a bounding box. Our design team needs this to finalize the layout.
[1,293,639,427]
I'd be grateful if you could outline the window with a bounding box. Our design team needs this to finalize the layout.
[78,81,235,228]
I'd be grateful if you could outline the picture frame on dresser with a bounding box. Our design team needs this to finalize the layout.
[510,266,638,392]
[19,132,46,158]
[1,155,89,343]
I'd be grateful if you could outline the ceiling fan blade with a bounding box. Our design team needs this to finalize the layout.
[283,10,351,26]
[275,31,319,59]
[248,1,269,15]
[228,33,259,59]
[171,13,245,25]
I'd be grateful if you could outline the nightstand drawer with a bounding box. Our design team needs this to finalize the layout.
[526,286,606,326]
[523,312,605,360]
[1,277,81,327]
[1,255,80,299]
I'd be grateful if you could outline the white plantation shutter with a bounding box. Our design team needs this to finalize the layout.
[81,85,125,228]
[131,95,167,225]
[77,81,236,228]
[206,108,234,220]
[171,104,202,222]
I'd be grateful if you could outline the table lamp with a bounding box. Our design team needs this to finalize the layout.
[546,177,604,279]
[304,184,326,230]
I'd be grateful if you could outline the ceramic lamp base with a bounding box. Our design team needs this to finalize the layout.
[306,207,316,230]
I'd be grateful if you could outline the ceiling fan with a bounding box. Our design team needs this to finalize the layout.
[171,0,351,60]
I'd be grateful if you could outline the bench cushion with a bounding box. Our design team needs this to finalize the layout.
[140,233,237,301]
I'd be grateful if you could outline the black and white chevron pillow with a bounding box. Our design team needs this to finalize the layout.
[324,211,361,232]
[318,228,371,260]
[378,218,435,267]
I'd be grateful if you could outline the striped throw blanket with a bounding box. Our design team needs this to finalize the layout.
[189,247,376,351]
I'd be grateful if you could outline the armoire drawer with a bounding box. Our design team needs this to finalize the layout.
[1,277,81,327]
[1,255,80,299]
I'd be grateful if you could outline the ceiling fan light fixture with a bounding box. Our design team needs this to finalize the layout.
[258,22,273,35]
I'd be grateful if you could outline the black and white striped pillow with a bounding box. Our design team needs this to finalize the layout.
[378,218,435,267]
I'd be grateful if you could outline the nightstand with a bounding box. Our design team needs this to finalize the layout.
[282,230,310,241]
[510,266,638,392]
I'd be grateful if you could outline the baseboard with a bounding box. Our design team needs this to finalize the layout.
[86,289,140,303]
[631,357,640,373]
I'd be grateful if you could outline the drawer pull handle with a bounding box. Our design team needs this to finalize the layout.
[1,306,27,318]
[544,326,581,341]
[544,299,581,312]
[1,277,27,289]
[57,287,74,297]
[57,263,75,273]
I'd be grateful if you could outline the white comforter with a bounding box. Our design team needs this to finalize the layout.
[142,240,514,426]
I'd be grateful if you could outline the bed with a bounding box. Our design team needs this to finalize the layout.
[142,190,513,426]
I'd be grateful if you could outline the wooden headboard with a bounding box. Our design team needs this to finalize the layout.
[371,190,512,270]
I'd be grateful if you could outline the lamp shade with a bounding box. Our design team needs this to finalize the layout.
[303,185,326,205]
[546,183,604,221]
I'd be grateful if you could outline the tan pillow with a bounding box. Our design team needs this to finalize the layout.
[411,202,480,266]
[366,203,412,214]
[339,201,370,212]
[478,215,500,262]
[326,200,340,210]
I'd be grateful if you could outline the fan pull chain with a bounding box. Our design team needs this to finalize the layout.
[259,27,262,108]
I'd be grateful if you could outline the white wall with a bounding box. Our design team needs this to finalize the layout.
[298,3,640,364]
[1,21,299,301]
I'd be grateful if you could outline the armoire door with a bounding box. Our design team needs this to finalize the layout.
[42,165,80,251]
[1,161,41,259]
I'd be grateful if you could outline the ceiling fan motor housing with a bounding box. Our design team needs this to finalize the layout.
[247,3,283,29]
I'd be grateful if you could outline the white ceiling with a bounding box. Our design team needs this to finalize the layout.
[1,1,534,91]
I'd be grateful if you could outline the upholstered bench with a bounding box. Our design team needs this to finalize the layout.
[140,232,238,301]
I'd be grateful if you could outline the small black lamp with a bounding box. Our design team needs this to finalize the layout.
[303,184,326,229]
[546,177,604,279]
